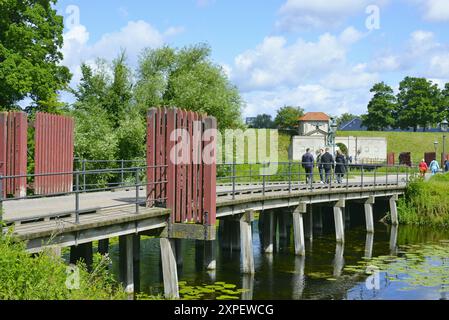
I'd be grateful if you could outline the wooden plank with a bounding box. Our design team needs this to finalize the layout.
[166,108,176,222]
[203,116,217,226]
[146,109,156,206]
[186,111,194,222]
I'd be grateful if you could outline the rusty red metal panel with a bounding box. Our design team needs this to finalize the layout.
[186,111,193,222]
[166,108,176,222]
[34,113,74,195]
[160,108,167,202]
[191,112,199,221]
[175,109,182,223]
[203,116,217,226]
[195,114,203,223]
[0,113,7,197]
[146,109,156,206]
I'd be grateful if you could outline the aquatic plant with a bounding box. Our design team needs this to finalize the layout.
[343,242,449,292]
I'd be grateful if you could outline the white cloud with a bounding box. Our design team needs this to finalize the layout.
[61,20,183,90]
[411,0,449,22]
[368,55,401,72]
[430,54,449,77]
[242,84,372,117]
[232,28,365,91]
[276,0,388,31]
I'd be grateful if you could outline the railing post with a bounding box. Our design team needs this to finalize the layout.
[386,165,388,186]
[232,163,236,200]
[82,159,86,192]
[75,171,80,224]
[121,160,125,186]
[374,166,377,188]
[288,162,292,193]
[249,163,252,185]
[361,164,364,189]
[406,165,409,183]
[396,165,399,186]
[135,168,140,214]
[262,165,266,197]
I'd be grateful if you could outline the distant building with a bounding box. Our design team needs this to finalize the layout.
[339,117,367,131]
[298,112,330,136]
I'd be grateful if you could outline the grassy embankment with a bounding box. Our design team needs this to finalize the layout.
[394,173,449,228]
[338,131,448,164]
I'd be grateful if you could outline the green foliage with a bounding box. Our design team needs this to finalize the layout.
[250,114,275,129]
[274,106,304,130]
[396,175,449,227]
[396,77,441,132]
[135,44,243,130]
[362,82,397,131]
[0,233,126,300]
[336,113,358,127]
[0,0,71,111]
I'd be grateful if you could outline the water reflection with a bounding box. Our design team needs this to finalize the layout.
[333,243,345,277]
[292,256,305,300]
[364,233,374,259]
[242,274,254,300]
[389,225,398,255]
[107,210,449,300]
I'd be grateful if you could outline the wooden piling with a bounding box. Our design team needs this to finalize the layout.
[160,238,179,299]
[390,195,399,226]
[333,200,345,243]
[263,212,274,254]
[204,241,216,270]
[292,204,306,256]
[240,210,255,274]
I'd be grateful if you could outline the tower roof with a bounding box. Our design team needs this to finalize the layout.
[299,112,330,121]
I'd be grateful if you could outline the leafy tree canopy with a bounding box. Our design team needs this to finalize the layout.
[274,106,304,130]
[362,82,397,131]
[0,0,71,112]
[250,114,275,129]
[135,44,242,129]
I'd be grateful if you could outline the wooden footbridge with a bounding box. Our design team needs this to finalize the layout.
[0,108,409,298]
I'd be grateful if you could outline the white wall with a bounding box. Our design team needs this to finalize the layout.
[290,135,387,163]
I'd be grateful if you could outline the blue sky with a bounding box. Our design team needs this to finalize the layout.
[55,0,449,118]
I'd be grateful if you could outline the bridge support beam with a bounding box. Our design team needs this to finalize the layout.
[262,211,275,254]
[98,239,109,255]
[240,210,255,274]
[333,200,345,243]
[160,238,179,299]
[119,234,137,294]
[292,203,306,256]
[305,206,313,241]
[390,195,399,226]
[204,241,216,270]
[364,196,375,233]
[364,232,374,259]
[70,242,93,270]
[175,239,183,268]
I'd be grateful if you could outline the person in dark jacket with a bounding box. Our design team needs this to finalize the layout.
[302,148,315,184]
[320,148,334,184]
[335,149,346,184]
[316,148,325,183]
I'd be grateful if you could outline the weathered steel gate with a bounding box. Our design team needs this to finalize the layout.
[0,112,28,197]
[34,113,75,195]
[147,108,217,239]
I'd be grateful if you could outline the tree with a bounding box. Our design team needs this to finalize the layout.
[362,82,397,131]
[135,44,242,129]
[250,114,275,129]
[274,106,304,130]
[396,77,441,132]
[440,83,449,121]
[0,0,71,112]
[337,113,358,128]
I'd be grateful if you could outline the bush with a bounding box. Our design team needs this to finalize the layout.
[0,233,126,300]
[396,173,449,227]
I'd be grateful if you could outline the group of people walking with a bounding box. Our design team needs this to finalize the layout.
[419,158,449,178]
[301,148,347,184]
